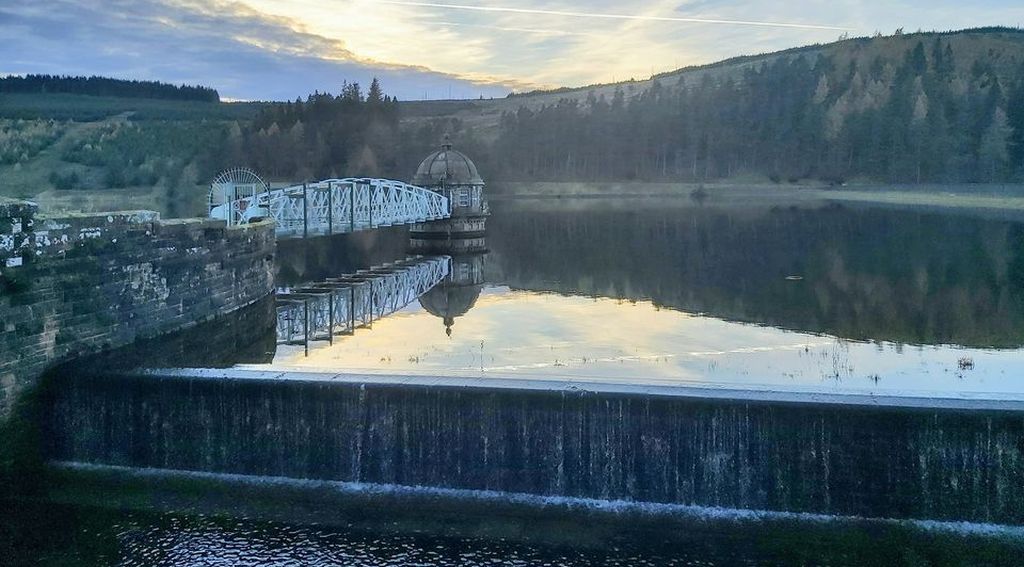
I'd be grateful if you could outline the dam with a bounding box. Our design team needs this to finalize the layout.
[20,197,1024,535]
[6,150,1024,563]
[47,367,1024,525]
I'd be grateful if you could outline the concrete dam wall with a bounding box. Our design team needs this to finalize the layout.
[0,200,275,417]
[47,370,1024,525]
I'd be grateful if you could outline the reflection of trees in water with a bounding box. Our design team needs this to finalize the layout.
[275,228,410,286]
[488,204,1024,348]
[55,296,278,375]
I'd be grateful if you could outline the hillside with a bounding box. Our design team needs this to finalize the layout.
[2,28,1023,218]
[403,28,1024,136]
[0,93,265,215]
[402,28,1024,185]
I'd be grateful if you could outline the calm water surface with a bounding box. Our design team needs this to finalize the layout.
[266,198,1024,400]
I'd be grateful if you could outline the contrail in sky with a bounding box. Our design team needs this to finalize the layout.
[376,1,850,31]
[434,20,602,37]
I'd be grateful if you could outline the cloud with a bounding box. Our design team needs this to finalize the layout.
[375,0,851,31]
[3,0,1023,100]
[346,0,855,88]
[0,0,529,100]
[432,20,604,38]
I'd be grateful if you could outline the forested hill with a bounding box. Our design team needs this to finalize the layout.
[407,28,1024,184]
[5,28,1024,216]
[0,75,219,102]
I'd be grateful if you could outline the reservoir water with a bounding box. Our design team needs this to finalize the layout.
[271,197,1024,400]
[7,195,1024,565]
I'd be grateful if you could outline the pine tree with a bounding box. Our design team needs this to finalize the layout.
[908,42,928,75]
[367,78,384,105]
[1008,74,1024,176]
[979,107,1011,181]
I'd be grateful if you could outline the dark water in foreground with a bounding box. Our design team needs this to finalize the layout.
[7,197,1024,565]
[3,500,1020,566]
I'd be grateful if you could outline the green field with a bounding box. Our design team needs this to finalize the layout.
[490,181,1024,218]
[0,94,268,217]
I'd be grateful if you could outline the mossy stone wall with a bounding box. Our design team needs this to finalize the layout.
[0,201,275,418]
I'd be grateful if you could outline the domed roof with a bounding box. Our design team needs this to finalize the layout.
[418,283,482,337]
[411,138,484,187]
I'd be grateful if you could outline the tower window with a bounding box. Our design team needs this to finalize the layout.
[456,188,471,207]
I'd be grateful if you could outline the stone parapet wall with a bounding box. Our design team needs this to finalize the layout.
[1,204,163,269]
[0,200,275,417]
[0,198,38,269]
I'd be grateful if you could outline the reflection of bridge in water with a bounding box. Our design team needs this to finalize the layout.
[276,256,450,349]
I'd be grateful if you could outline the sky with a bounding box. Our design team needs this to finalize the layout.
[2,0,1023,101]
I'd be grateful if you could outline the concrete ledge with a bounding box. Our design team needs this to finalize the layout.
[135,368,1024,412]
[37,210,159,224]
[226,219,276,231]
[155,218,223,229]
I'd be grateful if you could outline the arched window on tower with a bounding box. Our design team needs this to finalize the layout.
[456,188,471,208]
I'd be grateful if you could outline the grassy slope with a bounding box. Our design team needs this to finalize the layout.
[2,113,132,199]
[491,181,1024,221]
[0,95,264,215]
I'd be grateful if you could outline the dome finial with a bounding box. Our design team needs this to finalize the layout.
[410,136,484,187]
[444,316,454,337]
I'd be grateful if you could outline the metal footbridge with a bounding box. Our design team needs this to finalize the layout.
[209,168,450,239]
[276,256,450,352]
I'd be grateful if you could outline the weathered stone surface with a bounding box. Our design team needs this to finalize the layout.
[0,205,275,417]
[0,198,38,270]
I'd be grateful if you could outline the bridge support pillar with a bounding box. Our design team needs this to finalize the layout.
[349,184,355,232]
[302,183,308,239]
[327,184,333,236]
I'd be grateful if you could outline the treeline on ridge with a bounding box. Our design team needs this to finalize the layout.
[232,35,1024,186]
[31,29,1024,198]
[491,37,1024,184]
[227,79,450,181]
[0,75,219,103]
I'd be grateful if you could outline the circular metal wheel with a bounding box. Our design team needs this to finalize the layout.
[209,167,268,224]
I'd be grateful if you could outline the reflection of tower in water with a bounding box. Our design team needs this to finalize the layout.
[408,136,488,336]
[418,251,486,337]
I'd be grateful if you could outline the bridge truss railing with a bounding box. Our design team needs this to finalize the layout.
[216,178,450,239]
[276,256,451,352]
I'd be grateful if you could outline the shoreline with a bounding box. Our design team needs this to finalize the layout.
[488,182,1024,213]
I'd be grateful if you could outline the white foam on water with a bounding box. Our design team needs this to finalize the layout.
[53,461,1024,540]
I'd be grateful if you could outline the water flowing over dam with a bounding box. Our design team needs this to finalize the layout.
[46,369,1024,526]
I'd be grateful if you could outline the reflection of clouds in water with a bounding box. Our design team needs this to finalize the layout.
[273,288,1024,399]
[483,341,834,373]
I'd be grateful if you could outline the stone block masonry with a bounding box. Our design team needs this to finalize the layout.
[0,199,275,418]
